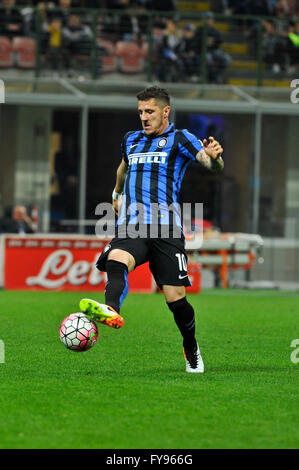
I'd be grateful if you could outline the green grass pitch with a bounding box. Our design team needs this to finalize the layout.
[0,289,298,449]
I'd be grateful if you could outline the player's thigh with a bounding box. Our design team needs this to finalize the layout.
[107,249,136,273]
[149,238,191,290]
[163,285,186,303]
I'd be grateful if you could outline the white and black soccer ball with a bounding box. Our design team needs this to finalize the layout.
[59,313,98,352]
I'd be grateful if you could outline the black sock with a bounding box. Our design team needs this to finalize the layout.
[167,297,197,352]
[105,260,129,313]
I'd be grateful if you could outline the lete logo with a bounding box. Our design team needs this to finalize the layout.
[26,249,105,289]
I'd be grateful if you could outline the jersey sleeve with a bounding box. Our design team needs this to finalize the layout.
[121,131,136,164]
[178,129,204,161]
[121,133,129,164]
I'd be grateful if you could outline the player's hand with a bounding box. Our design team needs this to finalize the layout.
[203,136,223,160]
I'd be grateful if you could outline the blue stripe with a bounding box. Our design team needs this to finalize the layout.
[141,139,157,224]
[172,156,192,229]
[117,196,126,227]
[180,129,202,160]
[157,134,174,225]
[118,131,140,227]
[127,137,144,225]
[119,270,129,308]
[172,155,186,202]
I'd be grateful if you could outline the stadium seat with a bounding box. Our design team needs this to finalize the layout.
[0,36,13,68]
[12,37,36,69]
[115,41,145,73]
[98,39,117,73]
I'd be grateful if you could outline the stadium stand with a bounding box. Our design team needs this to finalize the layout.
[98,38,117,73]
[0,35,13,67]
[12,36,36,69]
[115,39,145,73]
[176,0,298,86]
[0,0,297,86]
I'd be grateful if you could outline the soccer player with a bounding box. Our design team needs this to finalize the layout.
[80,86,223,373]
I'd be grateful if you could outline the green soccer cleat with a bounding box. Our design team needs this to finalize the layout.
[79,298,124,329]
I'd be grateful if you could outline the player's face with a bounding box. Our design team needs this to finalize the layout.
[138,98,170,137]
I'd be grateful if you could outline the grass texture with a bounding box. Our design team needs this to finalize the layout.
[0,289,298,449]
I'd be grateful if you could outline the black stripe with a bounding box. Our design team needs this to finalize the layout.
[130,135,152,229]
[147,140,163,236]
[179,130,200,158]
[177,158,190,188]
[121,131,135,163]
[125,131,143,208]
[149,142,161,205]
[166,131,181,228]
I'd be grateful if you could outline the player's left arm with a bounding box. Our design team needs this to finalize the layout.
[196,136,224,173]
[112,159,128,215]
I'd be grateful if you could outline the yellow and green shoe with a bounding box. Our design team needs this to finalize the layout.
[79,298,124,329]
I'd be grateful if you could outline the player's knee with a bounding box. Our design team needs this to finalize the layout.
[108,249,135,272]
[166,296,188,313]
[163,285,186,304]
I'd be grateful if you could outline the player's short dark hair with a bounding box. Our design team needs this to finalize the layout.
[136,86,170,107]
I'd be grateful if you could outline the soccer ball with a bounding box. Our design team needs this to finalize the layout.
[59,313,98,352]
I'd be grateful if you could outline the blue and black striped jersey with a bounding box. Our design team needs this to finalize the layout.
[117,123,203,229]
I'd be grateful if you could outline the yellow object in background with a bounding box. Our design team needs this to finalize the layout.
[48,20,62,48]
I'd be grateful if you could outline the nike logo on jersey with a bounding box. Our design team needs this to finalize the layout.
[178,274,188,279]
[129,144,138,150]
[128,152,167,166]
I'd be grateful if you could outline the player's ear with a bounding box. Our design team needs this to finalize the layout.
[164,105,171,118]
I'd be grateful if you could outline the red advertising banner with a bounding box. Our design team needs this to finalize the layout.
[187,263,201,294]
[3,236,154,292]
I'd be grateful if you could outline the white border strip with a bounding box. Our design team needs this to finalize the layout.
[0,235,4,288]
[0,80,4,103]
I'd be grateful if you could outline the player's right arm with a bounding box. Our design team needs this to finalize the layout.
[112,159,128,215]
[196,137,224,173]
[178,130,224,173]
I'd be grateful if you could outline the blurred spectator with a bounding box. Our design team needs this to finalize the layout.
[178,23,199,82]
[0,0,24,39]
[275,0,291,19]
[62,13,101,76]
[244,1,273,52]
[22,2,53,40]
[117,0,148,43]
[98,1,130,41]
[0,205,36,234]
[156,18,183,82]
[286,19,299,73]
[287,0,299,16]
[48,0,72,26]
[195,12,232,84]
[63,13,93,55]
[22,2,63,58]
[43,16,68,72]
[97,12,119,42]
[262,1,292,73]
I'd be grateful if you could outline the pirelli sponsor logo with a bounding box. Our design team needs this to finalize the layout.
[128,152,167,166]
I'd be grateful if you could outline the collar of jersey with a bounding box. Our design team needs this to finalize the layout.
[142,122,174,139]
